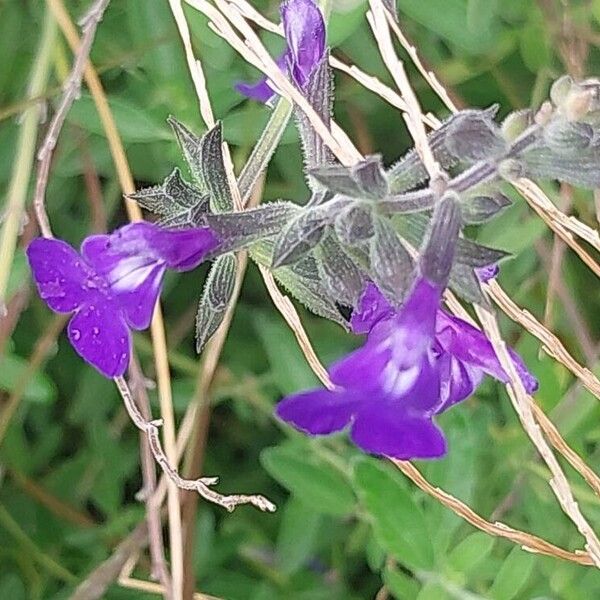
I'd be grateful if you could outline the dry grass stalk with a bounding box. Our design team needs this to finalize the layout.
[488,280,600,400]
[476,307,600,567]
[514,179,600,278]
[393,461,594,566]
[366,0,441,181]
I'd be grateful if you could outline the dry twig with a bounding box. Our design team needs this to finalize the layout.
[114,376,276,513]
[33,0,110,238]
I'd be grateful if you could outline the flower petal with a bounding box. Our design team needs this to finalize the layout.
[26,238,104,313]
[350,282,395,334]
[281,0,325,88]
[68,303,130,378]
[117,263,165,330]
[435,351,483,412]
[83,222,218,275]
[350,404,447,459]
[236,54,287,103]
[276,388,361,435]
[436,311,538,394]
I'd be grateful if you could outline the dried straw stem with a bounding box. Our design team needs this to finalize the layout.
[393,461,594,566]
[477,307,600,567]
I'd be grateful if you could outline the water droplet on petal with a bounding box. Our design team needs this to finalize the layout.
[92,327,99,336]
[71,329,81,341]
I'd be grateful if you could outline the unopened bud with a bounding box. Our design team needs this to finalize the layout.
[564,88,593,121]
[501,109,534,141]
[550,75,573,108]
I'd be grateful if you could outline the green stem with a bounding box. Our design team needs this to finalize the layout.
[237,97,293,204]
[0,11,56,307]
[0,503,76,584]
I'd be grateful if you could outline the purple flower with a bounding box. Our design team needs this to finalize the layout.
[276,279,538,460]
[236,0,326,103]
[277,277,447,459]
[27,222,218,378]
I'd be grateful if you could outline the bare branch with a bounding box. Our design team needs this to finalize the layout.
[33,0,110,238]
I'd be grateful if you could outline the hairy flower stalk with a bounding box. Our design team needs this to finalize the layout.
[27,222,218,377]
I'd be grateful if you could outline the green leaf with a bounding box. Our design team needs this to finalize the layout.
[384,566,421,599]
[328,0,368,47]
[519,23,551,72]
[222,105,297,146]
[396,0,499,54]
[353,458,434,570]
[254,312,320,395]
[0,354,56,404]
[276,497,323,574]
[260,443,356,516]
[67,93,171,142]
[6,250,28,299]
[489,546,535,600]
[447,532,495,574]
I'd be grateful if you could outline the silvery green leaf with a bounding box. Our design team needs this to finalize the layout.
[310,155,388,199]
[315,233,366,306]
[444,106,505,162]
[419,192,461,286]
[128,168,209,224]
[168,116,208,190]
[519,145,600,188]
[195,253,237,353]
[250,240,348,327]
[205,201,299,253]
[307,163,360,197]
[449,263,486,305]
[387,126,456,194]
[295,52,334,186]
[460,192,512,224]
[369,216,414,305]
[542,119,596,155]
[454,238,510,268]
[353,155,389,197]
[168,118,233,212]
[379,189,436,215]
[334,202,375,246]
[387,109,501,194]
[395,211,507,271]
[271,206,332,268]
[237,97,293,204]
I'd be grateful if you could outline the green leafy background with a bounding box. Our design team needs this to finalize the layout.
[2,0,600,598]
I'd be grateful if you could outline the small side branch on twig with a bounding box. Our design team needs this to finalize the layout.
[114,376,276,513]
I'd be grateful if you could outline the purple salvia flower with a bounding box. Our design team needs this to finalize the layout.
[27,222,218,378]
[236,0,326,103]
[277,277,448,459]
[276,279,538,460]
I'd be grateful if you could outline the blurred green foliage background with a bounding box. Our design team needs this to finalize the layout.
[2,0,600,598]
